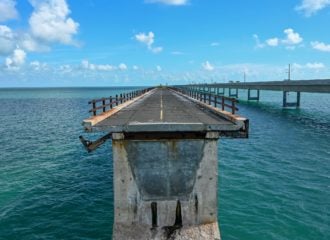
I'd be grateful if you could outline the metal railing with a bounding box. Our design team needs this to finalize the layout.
[88,88,153,116]
[174,87,239,114]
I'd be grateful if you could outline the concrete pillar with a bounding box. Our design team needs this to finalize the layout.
[283,91,301,108]
[229,88,238,98]
[112,132,221,240]
[248,89,260,101]
[217,88,224,95]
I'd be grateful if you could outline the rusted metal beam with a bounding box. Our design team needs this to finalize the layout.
[79,133,112,152]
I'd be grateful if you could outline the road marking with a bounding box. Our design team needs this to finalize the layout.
[160,91,163,121]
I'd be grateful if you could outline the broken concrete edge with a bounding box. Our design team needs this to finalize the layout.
[113,222,221,240]
[170,88,249,138]
[83,122,246,137]
[82,88,157,130]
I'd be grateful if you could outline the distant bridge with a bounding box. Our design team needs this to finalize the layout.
[176,79,330,107]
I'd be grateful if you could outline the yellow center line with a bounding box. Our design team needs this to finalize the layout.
[160,91,163,121]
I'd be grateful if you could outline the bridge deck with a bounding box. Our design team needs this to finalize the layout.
[83,88,248,136]
[190,79,330,93]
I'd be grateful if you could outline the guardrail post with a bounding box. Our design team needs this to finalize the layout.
[110,96,113,109]
[120,94,123,104]
[102,98,106,112]
[116,95,118,106]
[92,100,96,116]
[221,97,225,111]
[208,94,211,105]
[231,101,235,114]
[214,96,217,107]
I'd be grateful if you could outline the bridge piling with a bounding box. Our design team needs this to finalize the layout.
[112,132,221,240]
[217,87,225,95]
[229,88,238,98]
[248,89,260,101]
[283,91,301,108]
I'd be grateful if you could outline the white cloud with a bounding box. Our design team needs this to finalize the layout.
[133,65,139,70]
[19,33,49,52]
[156,65,162,71]
[282,28,303,45]
[266,38,279,47]
[80,60,128,71]
[118,63,127,70]
[97,64,115,71]
[135,31,163,54]
[5,48,26,69]
[0,25,15,55]
[296,0,330,16]
[81,60,116,71]
[311,41,330,52]
[0,0,18,22]
[151,46,163,53]
[145,0,188,6]
[253,34,265,48]
[30,60,48,70]
[29,0,79,45]
[202,61,214,71]
[293,62,325,69]
[59,64,72,73]
[135,32,154,48]
[81,59,89,69]
[257,28,303,50]
[211,42,220,47]
[306,62,325,69]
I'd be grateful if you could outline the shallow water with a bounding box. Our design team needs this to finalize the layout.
[0,88,329,240]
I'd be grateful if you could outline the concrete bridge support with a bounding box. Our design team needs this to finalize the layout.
[229,88,238,98]
[248,89,260,101]
[216,88,225,95]
[283,91,300,108]
[112,132,221,240]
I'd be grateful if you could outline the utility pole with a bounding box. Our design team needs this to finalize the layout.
[244,71,246,83]
[287,64,291,81]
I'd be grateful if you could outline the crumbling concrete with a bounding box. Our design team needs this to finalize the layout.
[112,132,221,240]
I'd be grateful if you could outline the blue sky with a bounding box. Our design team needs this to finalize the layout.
[0,0,330,87]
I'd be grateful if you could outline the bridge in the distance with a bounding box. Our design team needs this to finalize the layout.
[176,79,330,107]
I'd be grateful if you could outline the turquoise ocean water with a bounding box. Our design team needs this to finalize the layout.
[0,87,329,240]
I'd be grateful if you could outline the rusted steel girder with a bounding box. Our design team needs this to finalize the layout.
[79,133,112,153]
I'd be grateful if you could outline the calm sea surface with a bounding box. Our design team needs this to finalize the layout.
[0,87,329,240]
